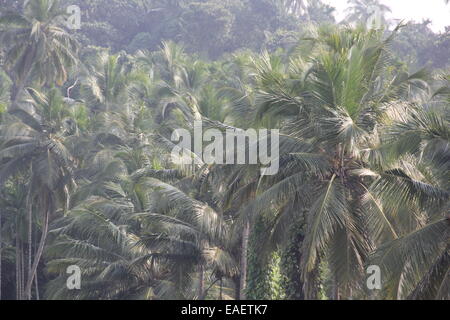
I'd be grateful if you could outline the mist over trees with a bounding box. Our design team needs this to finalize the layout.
[54,0,450,67]
[0,0,449,300]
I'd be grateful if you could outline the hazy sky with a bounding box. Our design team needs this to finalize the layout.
[322,0,450,32]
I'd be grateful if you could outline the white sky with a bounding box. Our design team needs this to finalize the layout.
[322,0,450,32]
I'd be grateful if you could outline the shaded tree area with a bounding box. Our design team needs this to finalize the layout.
[59,0,336,58]
[392,21,450,69]
[55,0,450,68]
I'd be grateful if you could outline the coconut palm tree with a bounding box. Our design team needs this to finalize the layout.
[80,51,139,114]
[45,140,236,299]
[216,25,434,299]
[0,178,29,299]
[278,0,310,18]
[345,0,391,28]
[368,103,449,299]
[0,0,78,110]
[0,86,76,299]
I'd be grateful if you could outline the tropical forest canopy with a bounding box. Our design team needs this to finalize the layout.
[0,0,449,300]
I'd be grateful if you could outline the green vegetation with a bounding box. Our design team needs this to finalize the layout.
[0,0,449,300]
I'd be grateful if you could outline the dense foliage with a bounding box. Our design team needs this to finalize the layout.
[0,0,449,300]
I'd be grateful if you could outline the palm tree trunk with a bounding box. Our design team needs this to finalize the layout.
[27,166,33,285]
[198,264,204,300]
[27,201,32,292]
[15,221,22,300]
[35,273,40,300]
[332,277,340,300]
[25,207,50,300]
[34,221,39,300]
[0,209,2,300]
[239,221,250,300]
[21,242,25,297]
[233,277,240,300]
[15,239,19,300]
